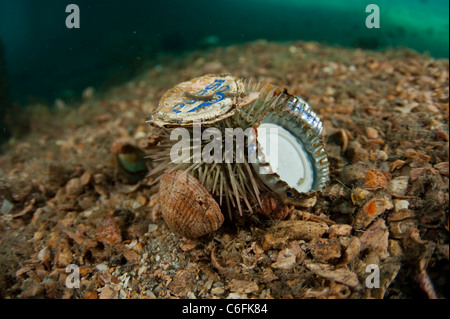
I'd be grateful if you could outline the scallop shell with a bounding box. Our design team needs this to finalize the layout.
[159,169,224,239]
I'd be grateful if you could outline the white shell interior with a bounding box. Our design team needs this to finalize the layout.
[257,122,314,193]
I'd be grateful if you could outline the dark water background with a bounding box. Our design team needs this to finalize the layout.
[0,0,448,143]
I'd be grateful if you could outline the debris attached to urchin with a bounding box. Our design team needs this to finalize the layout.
[159,169,224,239]
[146,74,330,219]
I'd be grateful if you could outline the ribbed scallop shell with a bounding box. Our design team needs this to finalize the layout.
[159,169,224,238]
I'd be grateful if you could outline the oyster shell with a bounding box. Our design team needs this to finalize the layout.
[149,74,245,127]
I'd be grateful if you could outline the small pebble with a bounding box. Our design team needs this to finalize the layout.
[96,264,108,271]
[297,196,317,208]
[0,199,14,214]
[365,127,378,139]
[386,176,409,196]
[211,287,225,295]
[376,150,388,161]
[80,171,92,186]
[134,131,147,140]
[93,173,105,184]
[82,86,95,101]
[364,169,387,189]
[65,177,83,197]
[186,291,197,299]
[122,199,142,210]
[394,199,409,212]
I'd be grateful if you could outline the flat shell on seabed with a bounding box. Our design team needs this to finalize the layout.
[159,170,224,239]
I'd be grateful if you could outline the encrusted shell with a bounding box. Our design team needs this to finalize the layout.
[148,74,246,127]
[159,170,224,239]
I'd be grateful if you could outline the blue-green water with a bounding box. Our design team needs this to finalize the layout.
[0,0,448,104]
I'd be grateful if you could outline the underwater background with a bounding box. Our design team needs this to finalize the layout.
[0,0,449,300]
[0,0,449,142]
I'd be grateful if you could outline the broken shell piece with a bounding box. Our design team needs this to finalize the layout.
[111,141,148,184]
[364,169,387,190]
[309,238,341,262]
[354,197,393,230]
[359,219,390,260]
[65,177,83,198]
[394,199,410,212]
[264,220,329,248]
[159,170,224,239]
[271,247,297,270]
[257,195,289,220]
[389,219,417,239]
[434,162,449,176]
[339,237,361,266]
[306,263,361,289]
[386,176,409,196]
[322,183,348,200]
[350,187,372,206]
[328,224,352,237]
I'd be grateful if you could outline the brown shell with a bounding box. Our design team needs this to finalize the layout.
[159,170,224,239]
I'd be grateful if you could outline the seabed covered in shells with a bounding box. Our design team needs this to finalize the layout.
[0,40,448,299]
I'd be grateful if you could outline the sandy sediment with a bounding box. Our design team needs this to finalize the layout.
[0,40,448,299]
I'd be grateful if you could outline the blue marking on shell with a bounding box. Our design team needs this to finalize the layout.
[171,79,231,114]
[248,143,257,155]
